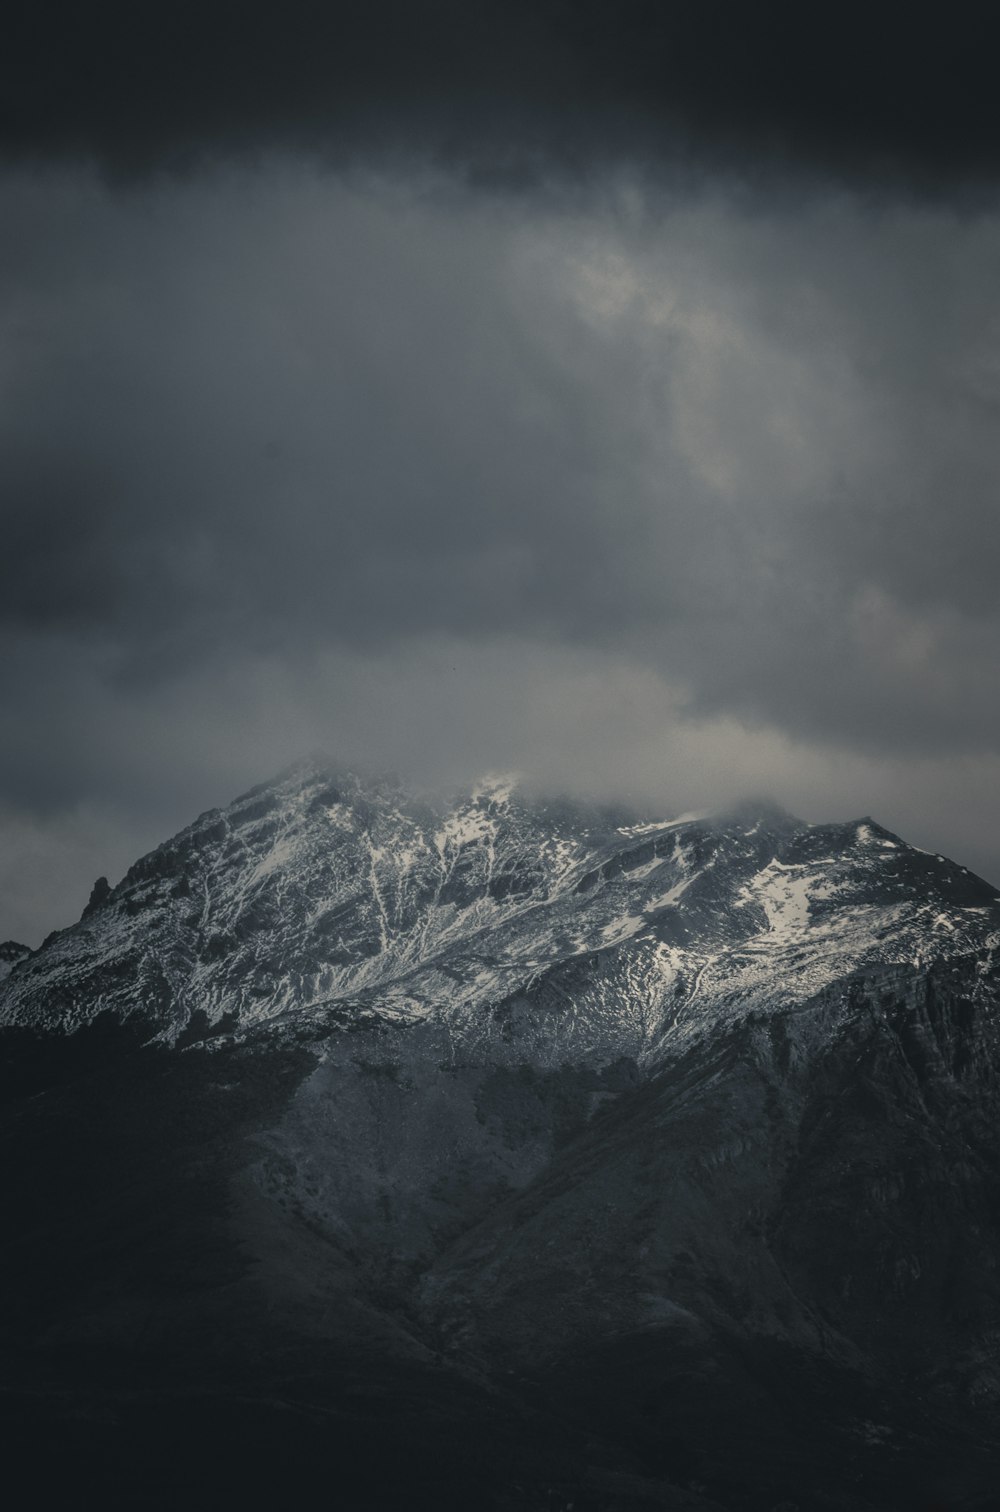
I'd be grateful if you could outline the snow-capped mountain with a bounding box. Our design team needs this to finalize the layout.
[3,761,997,1061]
[5,764,1000,1511]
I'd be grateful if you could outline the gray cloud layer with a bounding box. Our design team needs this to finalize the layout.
[3,162,1000,941]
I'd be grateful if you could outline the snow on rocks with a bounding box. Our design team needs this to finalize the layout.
[2,767,997,1074]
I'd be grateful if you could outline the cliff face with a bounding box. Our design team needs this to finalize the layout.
[3,765,1000,1509]
[0,939,29,982]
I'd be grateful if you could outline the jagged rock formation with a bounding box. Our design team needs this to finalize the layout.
[2,763,1000,1510]
[0,939,29,982]
[81,874,112,918]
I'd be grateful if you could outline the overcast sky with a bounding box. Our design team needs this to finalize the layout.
[4,2,1000,943]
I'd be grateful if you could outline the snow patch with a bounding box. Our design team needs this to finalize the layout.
[324,803,354,830]
[598,913,646,947]
[470,773,518,805]
[616,812,705,837]
[247,836,298,886]
[740,861,815,939]
[434,805,497,856]
[645,874,696,911]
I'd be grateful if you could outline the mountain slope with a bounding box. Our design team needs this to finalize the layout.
[2,764,1000,1510]
[3,762,997,1058]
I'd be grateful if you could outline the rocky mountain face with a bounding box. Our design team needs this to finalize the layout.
[3,764,1000,1510]
[0,939,29,982]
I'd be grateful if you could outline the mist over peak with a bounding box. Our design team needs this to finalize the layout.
[3,12,999,971]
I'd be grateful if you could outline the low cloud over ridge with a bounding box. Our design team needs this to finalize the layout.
[3,8,1000,939]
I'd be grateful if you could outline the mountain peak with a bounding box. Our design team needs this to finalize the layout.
[469,772,520,805]
[715,796,802,831]
[3,763,998,1052]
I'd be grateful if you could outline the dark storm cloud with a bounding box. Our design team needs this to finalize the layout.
[4,1,1000,190]
[4,168,999,761]
[3,141,1000,936]
[0,171,705,688]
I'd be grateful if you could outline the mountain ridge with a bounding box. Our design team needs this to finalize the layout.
[4,764,1000,1508]
[3,764,996,1062]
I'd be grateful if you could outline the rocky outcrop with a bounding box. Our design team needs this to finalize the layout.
[81,874,111,918]
[0,938,29,982]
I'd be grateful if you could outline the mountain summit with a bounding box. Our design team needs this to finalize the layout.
[3,766,1000,1509]
[3,763,996,1053]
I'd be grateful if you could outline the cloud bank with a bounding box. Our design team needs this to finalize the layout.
[4,162,1000,938]
[3,7,1000,939]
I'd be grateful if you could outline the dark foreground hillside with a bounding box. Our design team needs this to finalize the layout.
[3,962,1000,1510]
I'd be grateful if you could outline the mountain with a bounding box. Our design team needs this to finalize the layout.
[2,763,1000,1510]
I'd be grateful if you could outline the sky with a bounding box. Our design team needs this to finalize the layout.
[3,1,1000,943]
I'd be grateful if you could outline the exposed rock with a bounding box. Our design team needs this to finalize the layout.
[81,874,112,918]
[0,939,30,983]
